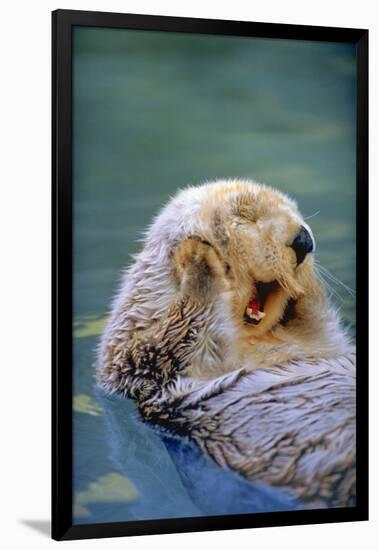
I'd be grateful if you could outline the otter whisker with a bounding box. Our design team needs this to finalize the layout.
[316,264,356,297]
[315,268,345,304]
[304,210,321,220]
[320,267,356,297]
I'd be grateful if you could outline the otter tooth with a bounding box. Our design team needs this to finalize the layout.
[255,310,266,320]
[246,307,266,321]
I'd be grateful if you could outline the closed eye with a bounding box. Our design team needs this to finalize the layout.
[232,216,257,228]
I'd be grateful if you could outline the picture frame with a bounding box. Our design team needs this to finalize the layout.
[52,9,369,541]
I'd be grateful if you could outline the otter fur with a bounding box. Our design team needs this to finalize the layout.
[97,179,356,508]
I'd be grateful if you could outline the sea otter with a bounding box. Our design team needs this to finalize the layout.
[97,179,355,508]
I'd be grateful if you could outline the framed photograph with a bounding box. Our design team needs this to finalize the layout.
[52,9,368,541]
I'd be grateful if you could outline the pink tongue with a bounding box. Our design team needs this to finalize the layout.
[248,296,261,314]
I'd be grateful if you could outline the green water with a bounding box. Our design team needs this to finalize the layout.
[72,27,356,523]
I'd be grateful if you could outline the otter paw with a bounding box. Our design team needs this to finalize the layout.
[173,238,227,300]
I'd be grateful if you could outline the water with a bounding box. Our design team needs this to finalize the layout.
[72,27,356,524]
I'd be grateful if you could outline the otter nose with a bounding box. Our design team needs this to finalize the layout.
[291,226,314,265]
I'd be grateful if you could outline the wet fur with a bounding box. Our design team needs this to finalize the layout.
[97,179,355,507]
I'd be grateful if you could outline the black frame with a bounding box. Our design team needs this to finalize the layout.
[52,9,369,541]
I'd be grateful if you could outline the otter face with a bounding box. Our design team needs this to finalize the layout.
[197,181,318,339]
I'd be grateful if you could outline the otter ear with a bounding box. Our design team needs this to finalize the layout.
[172,238,227,300]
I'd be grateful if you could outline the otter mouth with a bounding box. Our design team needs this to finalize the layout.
[243,281,280,325]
